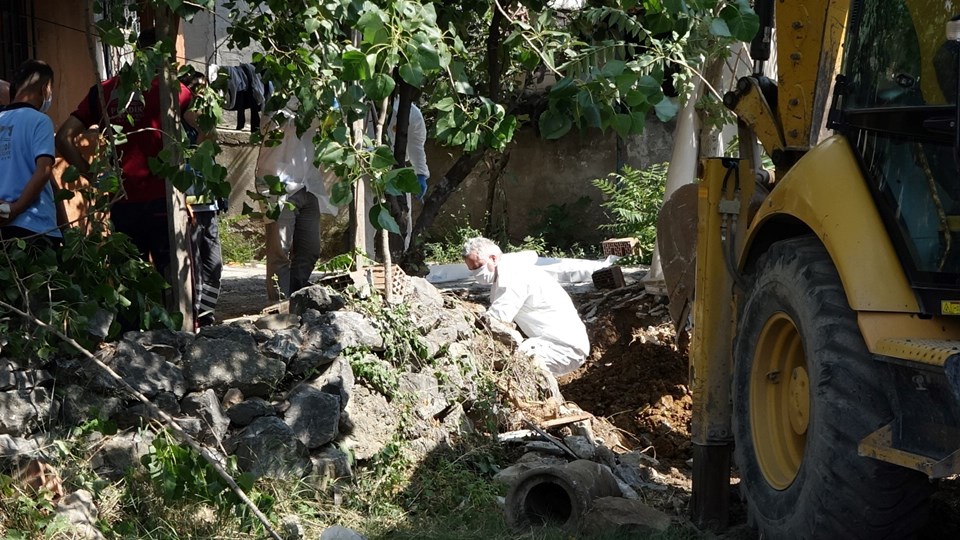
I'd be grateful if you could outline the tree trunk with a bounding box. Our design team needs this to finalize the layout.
[156,7,192,331]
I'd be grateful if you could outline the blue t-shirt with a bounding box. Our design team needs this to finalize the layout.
[0,103,60,237]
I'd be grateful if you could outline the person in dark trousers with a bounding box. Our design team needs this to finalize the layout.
[55,29,193,279]
[181,71,223,328]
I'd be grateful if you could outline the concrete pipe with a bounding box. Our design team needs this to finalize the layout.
[505,459,622,531]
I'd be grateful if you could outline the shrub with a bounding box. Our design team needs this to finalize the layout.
[592,162,668,264]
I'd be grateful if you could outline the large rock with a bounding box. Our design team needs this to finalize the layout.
[433,353,480,402]
[0,387,57,436]
[182,336,285,397]
[405,277,445,331]
[314,356,355,410]
[111,391,180,429]
[92,429,156,480]
[581,497,672,536]
[225,397,275,427]
[123,329,195,351]
[197,321,266,344]
[104,341,187,398]
[308,446,353,490]
[180,389,230,445]
[284,384,340,449]
[0,359,52,391]
[230,416,311,480]
[292,311,384,374]
[263,329,303,362]
[0,433,47,464]
[54,490,104,540]
[289,285,345,316]
[59,385,123,427]
[399,372,448,424]
[340,385,398,460]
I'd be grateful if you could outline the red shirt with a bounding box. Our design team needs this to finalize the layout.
[72,76,193,203]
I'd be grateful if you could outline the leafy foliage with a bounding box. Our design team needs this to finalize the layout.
[0,223,179,361]
[140,430,274,531]
[592,162,669,263]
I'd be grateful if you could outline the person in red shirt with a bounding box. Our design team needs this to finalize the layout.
[56,29,192,278]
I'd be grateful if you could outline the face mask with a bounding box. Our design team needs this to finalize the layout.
[471,261,496,285]
[40,94,52,113]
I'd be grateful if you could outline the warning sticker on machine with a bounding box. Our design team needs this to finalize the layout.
[942,301,960,315]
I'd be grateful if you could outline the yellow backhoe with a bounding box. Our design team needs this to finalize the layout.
[662,1,960,537]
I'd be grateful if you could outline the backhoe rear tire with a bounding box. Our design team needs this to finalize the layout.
[732,236,931,539]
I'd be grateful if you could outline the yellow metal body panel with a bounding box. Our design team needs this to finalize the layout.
[728,78,786,159]
[776,0,848,147]
[690,159,755,446]
[744,135,918,312]
[859,312,960,353]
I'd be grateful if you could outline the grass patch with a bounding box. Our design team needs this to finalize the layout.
[220,214,265,264]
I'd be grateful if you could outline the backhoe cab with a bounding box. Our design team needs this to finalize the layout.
[674,0,960,537]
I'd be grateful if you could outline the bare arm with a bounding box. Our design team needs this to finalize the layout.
[4,156,54,222]
[55,115,91,176]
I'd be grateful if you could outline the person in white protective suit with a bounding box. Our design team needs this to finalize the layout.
[462,237,590,383]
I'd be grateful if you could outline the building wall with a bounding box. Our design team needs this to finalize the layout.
[34,0,98,128]
[218,117,675,257]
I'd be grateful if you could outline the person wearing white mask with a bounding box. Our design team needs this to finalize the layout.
[462,236,590,384]
[0,60,62,245]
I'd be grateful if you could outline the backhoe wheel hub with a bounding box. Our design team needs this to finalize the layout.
[751,312,808,490]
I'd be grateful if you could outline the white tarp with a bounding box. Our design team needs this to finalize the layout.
[426,251,619,285]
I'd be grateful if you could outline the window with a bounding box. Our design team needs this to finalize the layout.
[0,0,36,82]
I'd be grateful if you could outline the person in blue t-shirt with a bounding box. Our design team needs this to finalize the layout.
[0,60,61,244]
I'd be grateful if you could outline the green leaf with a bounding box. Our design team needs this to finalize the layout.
[434,97,456,112]
[99,26,126,47]
[631,111,647,133]
[663,0,687,14]
[371,146,397,170]
[331,180,353,206]
[611,113,632,138]
[600,59,626,78]
[358,8,389,44]
[709,18,731,37]
[342,50,370,81]
[363,73,396,101]
[637,75,662,98]
[539,109,573,140]
[316,140,345,165]
[417,40,442,71]
[304,17,321,34]
[369,203,400,233]
[720,1,760,41]
[655,98,679,121]
[625,89,647,107]
[383,168,420,195]
[548,78,578,102]
[399,63,425,88]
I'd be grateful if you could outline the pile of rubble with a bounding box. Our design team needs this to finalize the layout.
[0,274,686,538]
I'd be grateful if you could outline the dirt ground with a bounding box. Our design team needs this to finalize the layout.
[218,267,960,537]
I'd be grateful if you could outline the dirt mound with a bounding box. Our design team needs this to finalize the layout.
[560,286,691,462]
